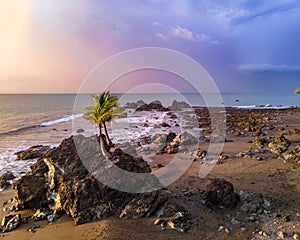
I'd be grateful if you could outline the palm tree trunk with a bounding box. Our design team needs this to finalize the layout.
[103,122,113,146]
[98,124,111,160]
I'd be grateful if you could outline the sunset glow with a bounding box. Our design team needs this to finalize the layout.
[0,0,299,93]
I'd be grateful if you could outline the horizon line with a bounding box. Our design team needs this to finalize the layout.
[0,91,297,95]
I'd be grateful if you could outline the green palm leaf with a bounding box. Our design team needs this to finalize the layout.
[84,91,122,149]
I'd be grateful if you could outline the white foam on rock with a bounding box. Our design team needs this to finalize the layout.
[0,144,57,179]
[234,105,293,109]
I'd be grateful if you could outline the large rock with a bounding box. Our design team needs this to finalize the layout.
[205,178,240,209]
[0,172,15,189]
[11,135,191,230]
[13,160,48,209]
[136,101,170,111]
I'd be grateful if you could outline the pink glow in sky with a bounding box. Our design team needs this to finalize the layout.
[0,0,299,93]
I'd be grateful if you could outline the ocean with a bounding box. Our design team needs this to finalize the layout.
[0,93,299,179]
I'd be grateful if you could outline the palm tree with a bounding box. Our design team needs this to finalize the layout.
[84,91,119,159]
[294,88,300,94]
[102,94,120,146]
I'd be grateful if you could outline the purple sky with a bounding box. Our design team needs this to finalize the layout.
[0,0,299,93]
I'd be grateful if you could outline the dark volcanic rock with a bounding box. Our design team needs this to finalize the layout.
[1,214,21,232]
[161,122,171,128]
[205,178,240,209]
[136,101,170,111]
[0,172,15,189]
[124,100,146,109]
[154,202,195,232]
[13,159,48,209]
[119,191,168,218]
[170,100,191,111]
[11,135,192,230]
[15,145,51,160]
[239,190,283,215]
[76,128,85,133]
[166,132,176,143]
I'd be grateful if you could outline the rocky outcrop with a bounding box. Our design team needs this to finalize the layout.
[124,100,146,109]
[136,101,170,111]
[11,135,192,231]
[170,100,191,111]
[268,134,290,154]
[239,190,282,215]
[238,133,300,164]
[205,178,240,209]
[15,145,51,160]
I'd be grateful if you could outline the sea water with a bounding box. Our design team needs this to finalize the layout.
[0,93,299,180]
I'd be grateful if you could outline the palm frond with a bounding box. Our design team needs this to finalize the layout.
[83,91,121,125]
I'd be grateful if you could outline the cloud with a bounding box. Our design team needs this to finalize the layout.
[196,0,299,25]
[231,1,298,24]
[170,25,194,41]
[155,32,168,40]
[156,25,221,44]
[236,64,300,73]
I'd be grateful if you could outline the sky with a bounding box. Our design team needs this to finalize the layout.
[0,0,299,93]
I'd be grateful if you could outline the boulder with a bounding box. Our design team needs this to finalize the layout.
[11,135,192,230]
[1,214,21,232]
[161,122,171,128]
[0,172,15,189]
[166,132,176,143]
[205,178,240,209]
[15,145,51,160]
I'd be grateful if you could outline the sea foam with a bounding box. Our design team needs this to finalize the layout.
[40,114,83,127]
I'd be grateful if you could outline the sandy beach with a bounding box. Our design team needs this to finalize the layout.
[1,107,300,240]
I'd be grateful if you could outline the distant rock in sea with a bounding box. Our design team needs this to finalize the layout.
[170,100,191,111]
[136,101,170,111]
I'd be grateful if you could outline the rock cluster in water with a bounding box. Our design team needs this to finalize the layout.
[136,100,170,112]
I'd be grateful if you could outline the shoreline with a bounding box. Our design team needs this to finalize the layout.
[1,107,300,239]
